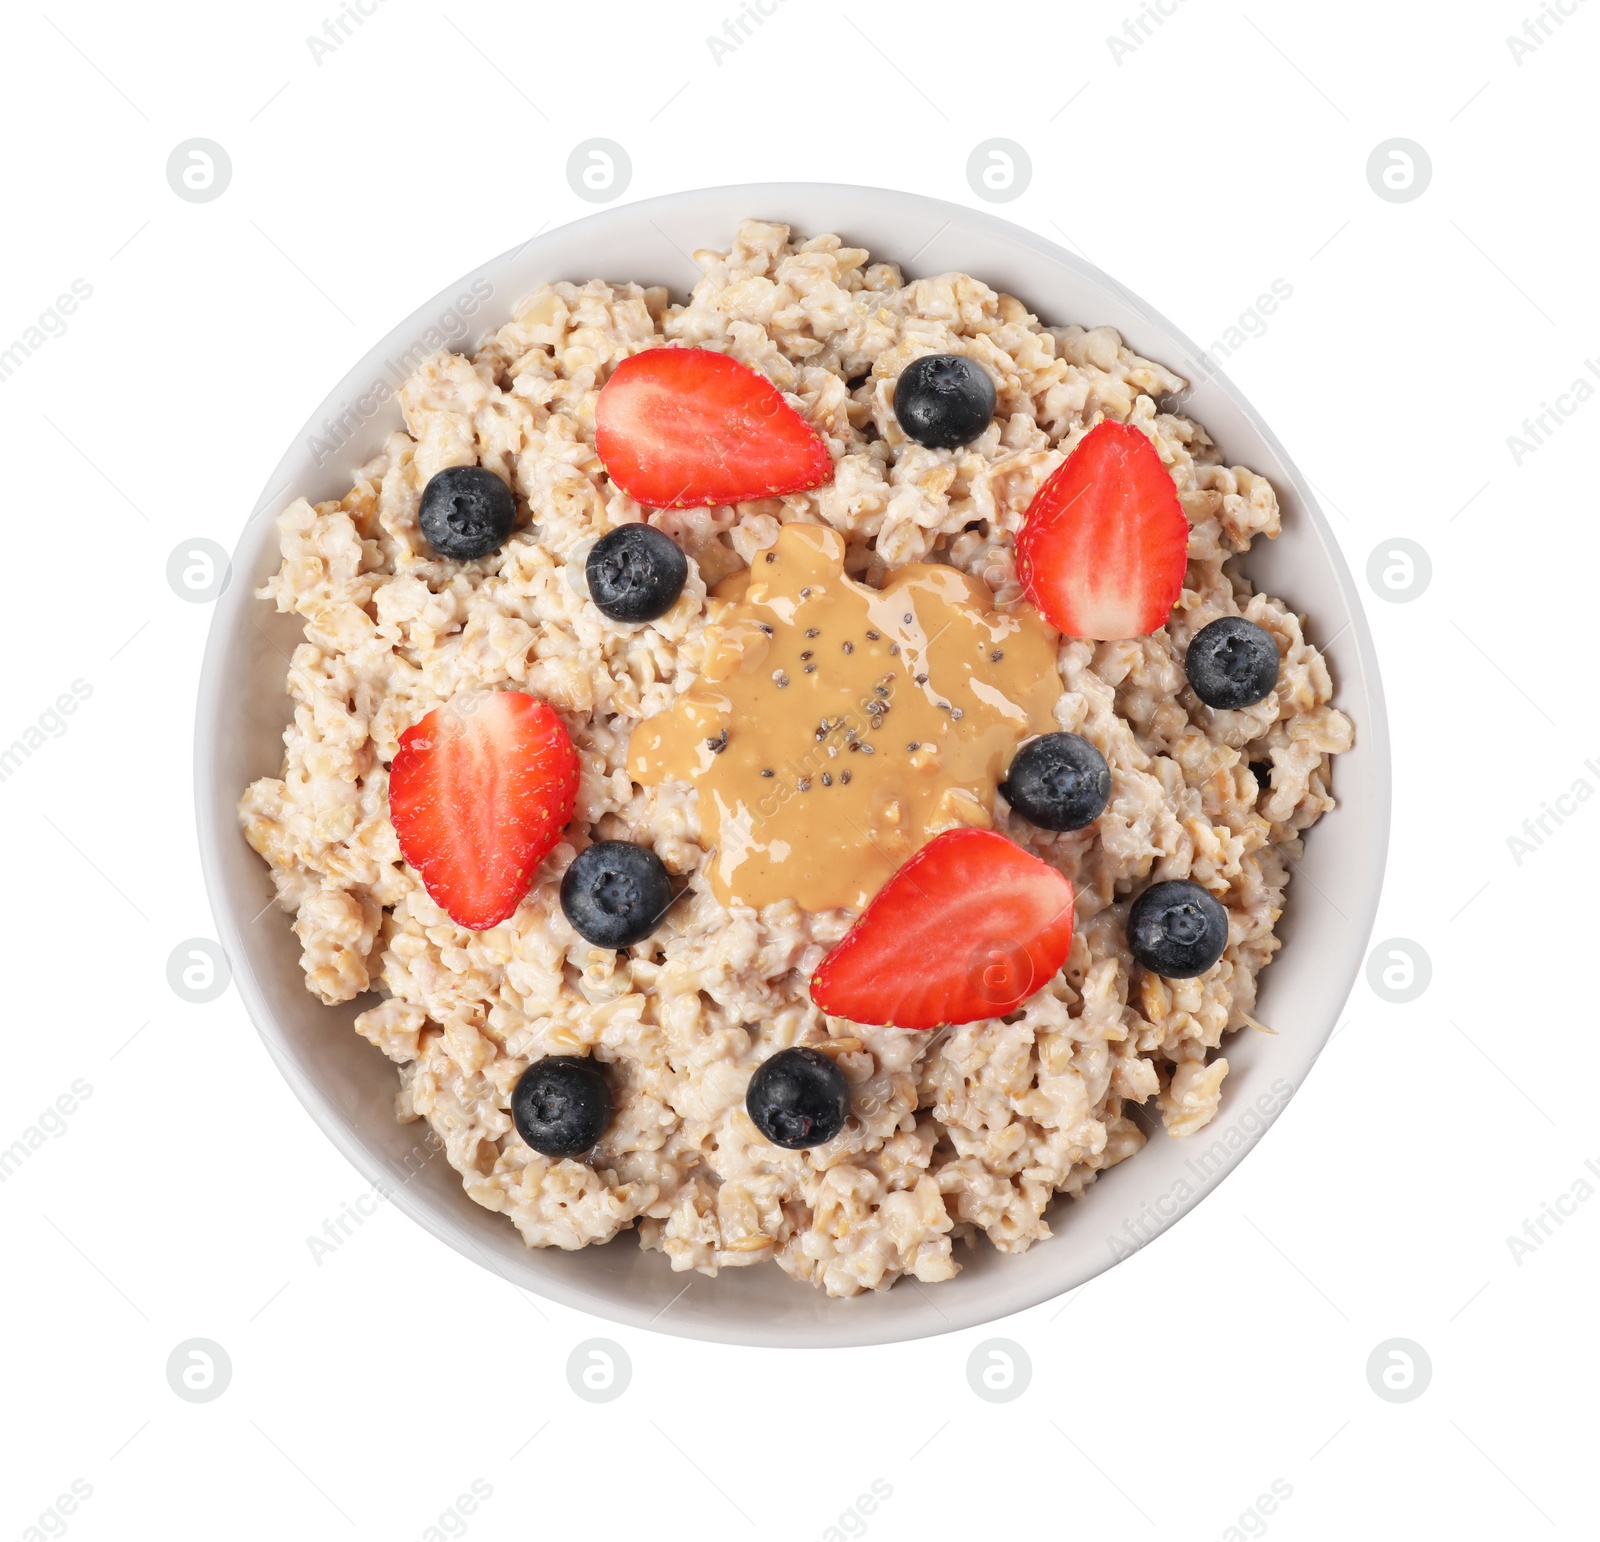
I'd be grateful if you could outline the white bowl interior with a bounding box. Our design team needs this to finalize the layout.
[196,183,1390,1347]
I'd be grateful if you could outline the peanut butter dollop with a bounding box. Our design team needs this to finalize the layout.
[628,522,1060,913]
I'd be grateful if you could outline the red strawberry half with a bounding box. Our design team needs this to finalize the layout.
[1015,419,1190,639]
[388,690,578,930]
[809,828,1076,1030]
[594,347,833,509]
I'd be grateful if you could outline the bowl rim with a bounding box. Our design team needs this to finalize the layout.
[196,181,1390,1346]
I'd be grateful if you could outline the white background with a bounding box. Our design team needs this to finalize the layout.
[1,1,1593,1537]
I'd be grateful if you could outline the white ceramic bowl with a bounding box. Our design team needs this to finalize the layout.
[196,183,1389,1347]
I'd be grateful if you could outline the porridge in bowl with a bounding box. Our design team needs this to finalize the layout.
[239,219,1352,1298]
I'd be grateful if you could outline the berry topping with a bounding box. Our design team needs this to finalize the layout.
[585,525,689,623]
[418,465,517,560]
[511,1056,613,1158]
[594,347,832,508]
[560,840,673,948]
[1015,419,1190,640]
[387,691,577,930]
[745,1046,851,1150]
[1127,880,1229,979]
[809,827,1075,1030]
[1184,616,1281,710]
[1002,732,1111,831]
[892,353,997,449]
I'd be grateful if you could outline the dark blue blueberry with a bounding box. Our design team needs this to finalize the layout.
[1128,880,1229,979]
[560,840,673,948]
[1249,760,1273,791]
[892,354,996,449]
[1001,733,1111,831]
[511,1056,612,1158]
[745,1047,851,1150]
[418,465,517,560]
[1184,617,1281,711]
[586,525,688,622]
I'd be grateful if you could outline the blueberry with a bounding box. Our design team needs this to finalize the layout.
[511,1056,612,1158]
[418,465,517,560]
[1001,733,1111,831]
[586,525,688,622]
[1128,880,1229,979]
[745,1047,851,1150]
[892,354,996,449]
[560,840,673,948]
[1184,617,1280,711]
[1249,760,1273,790]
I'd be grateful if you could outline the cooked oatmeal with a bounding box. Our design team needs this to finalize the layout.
[239,219,1352,1297]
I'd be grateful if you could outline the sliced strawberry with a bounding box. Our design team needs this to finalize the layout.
[594,347,833,509]
[388,690,578,930]
[1015,419,1190,639]
[809,829,1075,1030]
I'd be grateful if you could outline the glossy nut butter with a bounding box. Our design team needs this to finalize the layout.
[628,523,1060,913]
